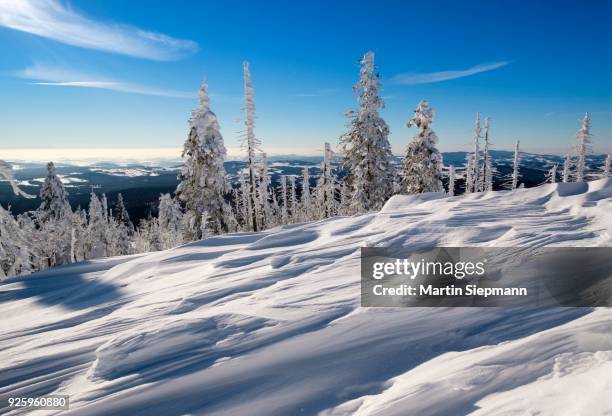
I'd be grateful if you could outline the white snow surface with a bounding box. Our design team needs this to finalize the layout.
[1,179,611,416]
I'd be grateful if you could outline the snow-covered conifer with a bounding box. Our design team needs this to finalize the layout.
[280,175,289,224]
[315,143,337,218]
[604,152,611,177]
[340,51,394,212]
[338,180,353,216]
[288,176,298,222]
[0,206,32,278]
[39,161,71,221]
[176,82,230,240]
[448,165,455,197]
[512,140,520,190]
[575,112,591,182]
[115,193,133,232]
[256,152,272,229]
[70,209,88,261]
[300,167,313,221]
[472,113,482,192]
[237,173,252,229]
[481,117,493,191]
[465,153,475,194]
[86,192,107,258]
[158,193,184,249]
[563,154,571,182]
[400,100,444,194]
[241,61,261,231]
[547,164,558,184]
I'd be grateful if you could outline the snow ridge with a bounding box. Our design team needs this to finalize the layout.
[0,179,611,415]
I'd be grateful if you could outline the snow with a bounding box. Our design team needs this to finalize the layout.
[90,168,159,177]
[1,179,611,416]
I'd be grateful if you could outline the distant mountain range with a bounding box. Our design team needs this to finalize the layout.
[1,151,608,222]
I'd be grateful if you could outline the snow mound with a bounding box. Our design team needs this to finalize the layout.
[90,314,272,380]
[0,179,611,416]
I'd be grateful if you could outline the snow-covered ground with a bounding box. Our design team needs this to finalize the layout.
[1,179,611,416]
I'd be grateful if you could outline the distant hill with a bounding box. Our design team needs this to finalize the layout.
[1,152,608,222]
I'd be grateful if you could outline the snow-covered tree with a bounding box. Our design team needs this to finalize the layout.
[112,194,133,255]
[0,206,32,278]
[465,153,475,194]
[225,202,240,233]
[115,193,133,232]
[547,164,558,184]
[300,167,313,221]
[400,100,444,194]
[70,208,88,261]
[256,152,273,229]
[340,51,394,212]
[604,152,611,177]
[39,162,71,221]
[86,192,107,258]
[447,165,455,197]
[471,113,482,192]
[288,176,298,222]
[0,164,34,278]
[236,173,251,229]
[512,140,520,190]
[176,82,230,241]
[338,180,353,216]
[562,154,571,182]
[280,175,289,224]
[315,142,337,219]
[575,112,591,182]
[241,61,261,231]
[481,117,493,192]
[158,193,184,250]
[132,218,154,254]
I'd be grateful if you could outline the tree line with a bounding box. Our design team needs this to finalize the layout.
[1,52,610,278]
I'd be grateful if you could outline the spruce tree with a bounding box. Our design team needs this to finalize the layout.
[400,100,443,194]
[448,165,455,197]
[471,113,482,192]
[115,193,133,232]
[39,161,71,221]
[256,152,272,229]
[241,61,261,231]
[340,51,394,212]
[548,164,558,184]
[280,175,289,224]
[512,140,520,190]
[315,143,337,218]
[158,193,184,249]
[575,112,591,182]
[604,152,611,177]
[563,154,571,182]
[481,117,493,191]
[87,192,106,258]
[465,153,475,194]
[300,167,312,221]
[176,82,230,241]
[288,176,298,222]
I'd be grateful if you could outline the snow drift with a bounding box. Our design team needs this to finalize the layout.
[1,179,611,415]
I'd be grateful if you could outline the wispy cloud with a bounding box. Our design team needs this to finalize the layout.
[391,61,509,85]
[17,64,195,98]
[0,0,198,60]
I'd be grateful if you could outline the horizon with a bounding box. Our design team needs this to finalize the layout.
[1,145,610,166]
[0,0,610,156]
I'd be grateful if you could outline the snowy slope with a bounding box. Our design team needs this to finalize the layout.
[1,179,611,416]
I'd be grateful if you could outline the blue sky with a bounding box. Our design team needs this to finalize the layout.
[0,0,610,157]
